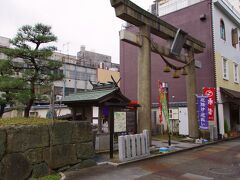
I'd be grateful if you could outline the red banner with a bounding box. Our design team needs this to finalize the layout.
[158,81,164,123]
[203,87,215,121]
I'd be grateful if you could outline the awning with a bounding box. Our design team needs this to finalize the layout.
[220,87,240,99]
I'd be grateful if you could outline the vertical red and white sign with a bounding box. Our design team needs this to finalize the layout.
[203,87,215,121]
[158,81,164,124]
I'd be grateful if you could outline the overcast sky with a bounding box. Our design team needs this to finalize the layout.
[0,0,153,63]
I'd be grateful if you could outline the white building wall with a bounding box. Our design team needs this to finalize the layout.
[30,107,71,118]
[213,0,240,134]
[227,0,240,13]
[0,36,10,47]
[213,2,240,58]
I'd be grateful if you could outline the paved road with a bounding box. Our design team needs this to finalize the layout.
[64,139,240,180]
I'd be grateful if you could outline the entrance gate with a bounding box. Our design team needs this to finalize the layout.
[110,0,206,138]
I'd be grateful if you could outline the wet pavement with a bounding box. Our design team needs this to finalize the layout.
[63,138,240,180]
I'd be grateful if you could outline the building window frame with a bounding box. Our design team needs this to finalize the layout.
[220,19,226,41]
[169,108,179,120]
[222,57,229,80]
[231,28,238,48]
[233,63,239,83]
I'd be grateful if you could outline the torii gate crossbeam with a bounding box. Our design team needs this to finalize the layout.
[110,0,206,139]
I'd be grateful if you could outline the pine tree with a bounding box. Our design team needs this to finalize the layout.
[0,60,25,118]
[0,23,63,117]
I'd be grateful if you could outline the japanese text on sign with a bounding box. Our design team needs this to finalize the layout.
[203,87,215,121]
[197,96,209,130]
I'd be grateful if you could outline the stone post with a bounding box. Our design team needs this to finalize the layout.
[98,107,103,133]
[71,107,76,121]
[137,25,152,139]
[186,48,199,138]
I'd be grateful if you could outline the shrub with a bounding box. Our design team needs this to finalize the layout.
[0,117,65,126]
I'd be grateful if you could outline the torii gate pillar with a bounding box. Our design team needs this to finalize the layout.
[186,48,199,138]
[138,26,151,134]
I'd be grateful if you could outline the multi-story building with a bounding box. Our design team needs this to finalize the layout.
[213,0,240,134]
[152,0,240,15]
[0,36,10,59]
[0,37,120,118]
[121,0,240,136]
[53,50,120,98]
[51,52,97,98]
[77,45,120,70]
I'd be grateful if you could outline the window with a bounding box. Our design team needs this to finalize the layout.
[222,57,229,80]
[231,28,238,48]
[233,63,239,83]
[169,108,179,120]
[220,19,226,40]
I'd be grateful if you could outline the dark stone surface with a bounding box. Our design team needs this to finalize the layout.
[0,129,6,160]
[43,144,77,169]
[0,163,3,180]
[24,148,43,164]
[69,159,96,171]
[7,125,49,153]
[57,165,71,172]
[76,142,94,160]
[0,121,95,177]
[1,153,32,180]
[49,122,73,145]
[32,162,49,178]
[72,121,93,143]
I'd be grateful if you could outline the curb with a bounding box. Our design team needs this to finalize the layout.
[59,172,66,180]
[99,136,240,167]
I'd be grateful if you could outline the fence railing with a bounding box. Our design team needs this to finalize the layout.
[118,130,150,161]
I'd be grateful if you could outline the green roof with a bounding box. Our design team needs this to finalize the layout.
[62,88,118,102]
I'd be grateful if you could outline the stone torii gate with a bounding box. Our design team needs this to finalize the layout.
[110,0,206,138]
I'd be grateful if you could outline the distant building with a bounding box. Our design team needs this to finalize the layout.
[0,36,10,60]
[97,68,120,84]
[77,45,120,70]
[51,52,97,97]
[0,37,120,118]
[151,0,240,16]
[150,0,204,16]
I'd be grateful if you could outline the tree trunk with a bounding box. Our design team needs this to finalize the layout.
[0,104,6,118]
[24,98,34,118]
[24,82,35,118]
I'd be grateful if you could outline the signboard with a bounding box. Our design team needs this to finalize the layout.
[158,81,170,129]
[114,112,126,132]
[203,87,215,121]
[197,96,209,130]
[158,81,164,123]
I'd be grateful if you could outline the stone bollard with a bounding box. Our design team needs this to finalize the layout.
[118,136,126,161]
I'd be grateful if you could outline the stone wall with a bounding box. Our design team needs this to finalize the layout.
[0,121,95,180]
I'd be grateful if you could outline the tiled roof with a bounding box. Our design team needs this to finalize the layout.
[61,88,118,102]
